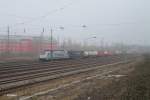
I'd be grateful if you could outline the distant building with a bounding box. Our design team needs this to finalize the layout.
[0,35,58,55]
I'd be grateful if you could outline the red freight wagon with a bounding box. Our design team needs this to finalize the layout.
[20,39,33,52]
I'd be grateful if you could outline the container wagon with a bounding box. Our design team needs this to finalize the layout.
[68,51,84,59]
[83,51,98,57]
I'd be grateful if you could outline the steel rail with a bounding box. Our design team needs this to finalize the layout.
[0,57,102,74]
[0,55,136,95]
[0,58,105,79]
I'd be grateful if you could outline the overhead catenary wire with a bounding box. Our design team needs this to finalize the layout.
[10,0,75,27]
[0,13,35,20]
[0,0,149,29]
[0,0,77,30]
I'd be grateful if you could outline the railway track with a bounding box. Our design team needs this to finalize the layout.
[0,56,123,75]
[0,55,135,95]
[0,55,126,70]
[0,57,101,72]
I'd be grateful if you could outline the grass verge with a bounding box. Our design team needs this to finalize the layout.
[74,54,150,100]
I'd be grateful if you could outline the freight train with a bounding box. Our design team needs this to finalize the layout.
[39,50,114,61]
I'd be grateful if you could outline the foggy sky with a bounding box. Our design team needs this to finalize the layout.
[0,0,150,46]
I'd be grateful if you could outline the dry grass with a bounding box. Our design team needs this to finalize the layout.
[74,54,150,100]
